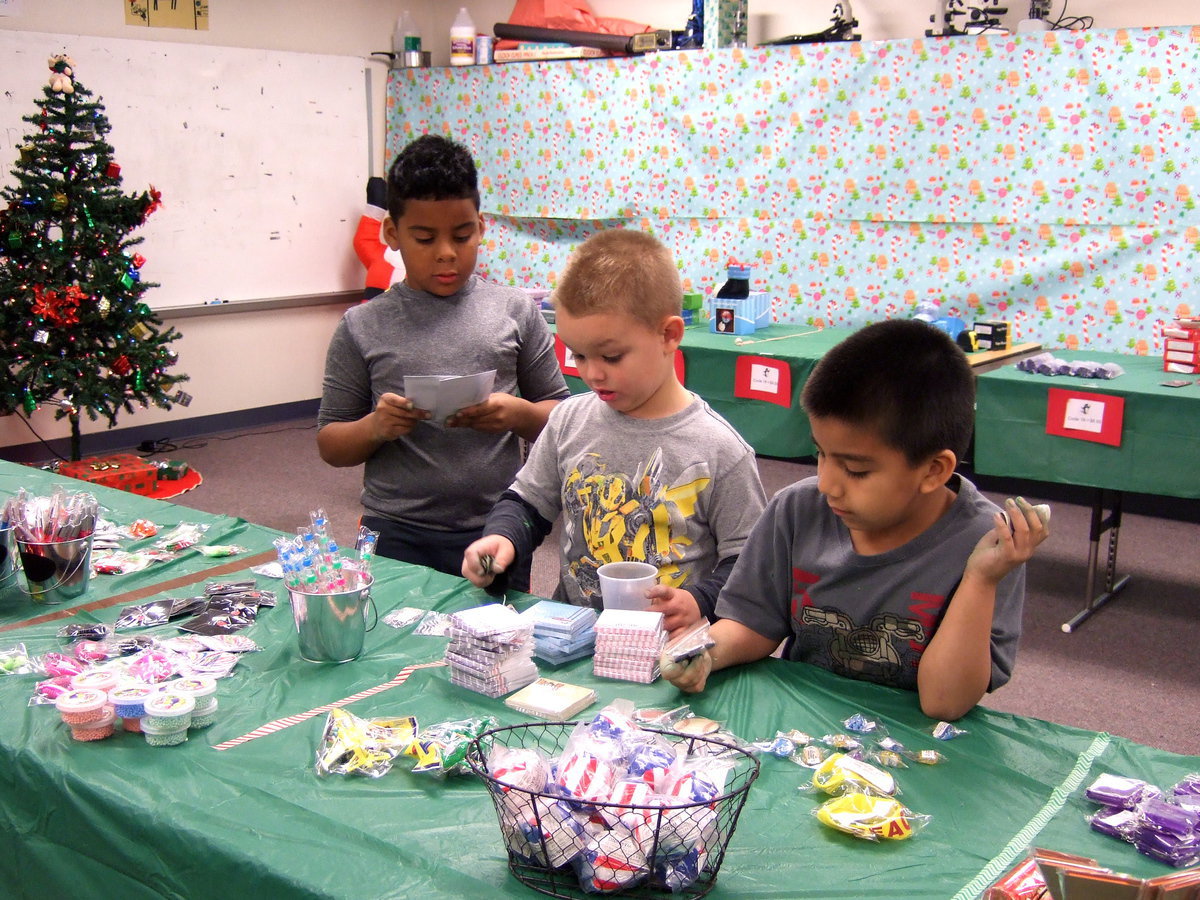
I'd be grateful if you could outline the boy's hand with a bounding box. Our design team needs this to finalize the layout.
[446,393,523,434]
[659,647,712,694]
[372,392,430,440]
[462,535,516,588]
[965,497,1050,584]
[646,585,703,636]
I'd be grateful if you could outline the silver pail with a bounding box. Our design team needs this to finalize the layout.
[288,573,377,663]
[16,533,94,606]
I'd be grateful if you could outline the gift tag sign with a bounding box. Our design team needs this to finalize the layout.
[1045,387,1124,447]
[734,355,791,407]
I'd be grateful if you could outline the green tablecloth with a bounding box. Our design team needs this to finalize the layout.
[974,351,1200,499]
[0,546,1195,899]
[0,461,284,628]
[561,325,854,459]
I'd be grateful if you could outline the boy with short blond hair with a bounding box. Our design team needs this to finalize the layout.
[463,228,765,631]
[662,319,1050,720]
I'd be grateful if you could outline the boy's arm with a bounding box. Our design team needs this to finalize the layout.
[917,497,1048,720]
[317,393,430,466]
[660,617,780,693]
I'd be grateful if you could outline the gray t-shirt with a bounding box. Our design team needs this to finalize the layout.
[715,474,1023,692]
[318,275,569,533]
[512,391,766,607]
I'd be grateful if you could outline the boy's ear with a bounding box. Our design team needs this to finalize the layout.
[661,314,685,349]
[381,215,401,251]
[477,211,486,239]
[919,449,958,492]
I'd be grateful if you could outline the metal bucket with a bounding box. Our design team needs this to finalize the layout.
[16,533,94,605]
[0,526,19,597]
[288,573,377,663]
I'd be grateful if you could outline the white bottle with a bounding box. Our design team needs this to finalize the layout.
[450,7,475,67]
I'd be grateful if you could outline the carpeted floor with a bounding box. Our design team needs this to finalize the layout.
[150,417,1199,756]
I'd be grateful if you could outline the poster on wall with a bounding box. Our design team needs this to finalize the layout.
[125,0,209,30]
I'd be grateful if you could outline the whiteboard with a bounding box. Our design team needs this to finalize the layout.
[0,31,366,308]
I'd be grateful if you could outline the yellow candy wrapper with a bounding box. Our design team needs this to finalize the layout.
[814,792,929,841]
[812,752,897,796]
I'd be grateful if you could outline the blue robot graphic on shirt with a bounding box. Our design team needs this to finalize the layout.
[800,606,926,683]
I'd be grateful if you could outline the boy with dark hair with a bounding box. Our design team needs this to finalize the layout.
[662,318,1049,720]
[462,229,766,631]
[317,134,570,590]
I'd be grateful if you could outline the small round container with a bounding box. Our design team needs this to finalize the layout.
[141,717,189,747]
[189,697,219,729]
[55,688,111,725]
[109,684,155,719]
[70,707,116,742]
[71,669,119,694]
[171,677,217,716]
[142,692,195,731]
[122,716,143,733]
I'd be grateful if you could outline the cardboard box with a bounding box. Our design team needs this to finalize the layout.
[58,453,158,496]
[1164,359,1200,374]
[974,320,1011,351]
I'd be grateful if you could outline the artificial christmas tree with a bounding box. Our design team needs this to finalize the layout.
[0,54,189,461]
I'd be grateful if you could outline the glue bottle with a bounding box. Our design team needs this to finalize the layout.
[450,7,476,67]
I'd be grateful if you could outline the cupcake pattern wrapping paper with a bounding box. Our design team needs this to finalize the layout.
[388,27,1200,353]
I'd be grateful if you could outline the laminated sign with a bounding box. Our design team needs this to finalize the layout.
[734,355,791,407]
[1045,387,1124,447]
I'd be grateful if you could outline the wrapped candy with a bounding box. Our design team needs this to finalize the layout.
[814,792,928,841]
[315,708,419,777]
[575,822,648,893]
[517,799,588,869]
[489,747,551,794]
[1085,773,1158,810]
[1134,827,1200,868]
[654,843,707,893]
[1140,797,1199,840]
[626,742,677,793]
[1089,806,1140,840]
[812,753,897,796]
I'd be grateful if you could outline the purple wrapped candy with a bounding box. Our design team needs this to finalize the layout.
[1090,806,1139,840]
[575,822,648,893]
[1172,774,1200,798]
[1134,827,1200,868]
[1140,798,1200,839]
[1085,773,1154,810]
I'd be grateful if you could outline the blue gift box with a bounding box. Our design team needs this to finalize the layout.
[709,291,770,335]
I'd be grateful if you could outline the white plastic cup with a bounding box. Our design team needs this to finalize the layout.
[596,562,658,611]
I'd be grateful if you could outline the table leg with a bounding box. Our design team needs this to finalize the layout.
[1062,488,1131,633]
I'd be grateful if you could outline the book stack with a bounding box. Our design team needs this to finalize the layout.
[521,600,597,665]
[592,609,666,683]
[493,42,608,62]
[504,677,598,721]
[1163,316,1200,374]
[444,604,539,698]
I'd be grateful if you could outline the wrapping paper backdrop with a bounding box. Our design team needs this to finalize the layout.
[388,26,1200,355]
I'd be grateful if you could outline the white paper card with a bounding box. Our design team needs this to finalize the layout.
[1063,397,1105,434]
[403,369,496,422]
[750,363,780,394]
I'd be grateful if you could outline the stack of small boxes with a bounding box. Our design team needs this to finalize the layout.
[592,609,667,683]
[444,604,539,698]
[521,600,597,665]
[1163,317,1200,375]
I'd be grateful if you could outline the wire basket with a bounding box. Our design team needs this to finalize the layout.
[467,721,760,899]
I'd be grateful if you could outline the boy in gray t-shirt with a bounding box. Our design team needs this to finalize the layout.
[317,136,569,589]
[462,229,766,633]
[663,319,1051,721]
